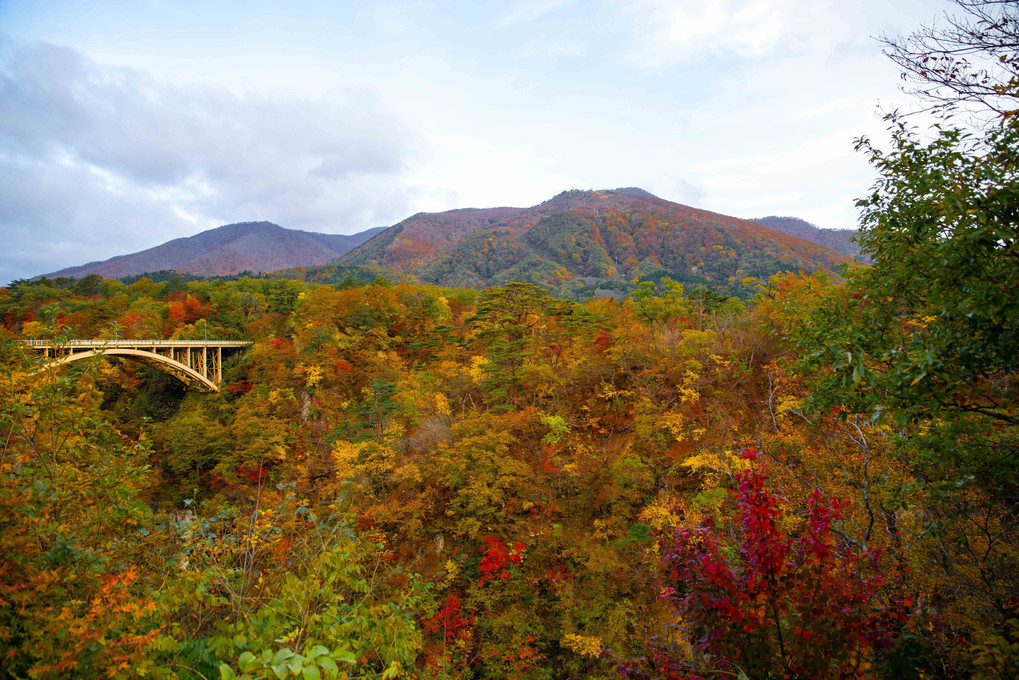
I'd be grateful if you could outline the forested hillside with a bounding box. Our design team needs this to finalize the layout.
[340,189,848,299]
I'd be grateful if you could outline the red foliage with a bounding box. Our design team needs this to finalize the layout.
[538,455,560,476]
[619,448,909,679]
[354,514,377,532]
[422,594,473,641]
[117,311,139,333]
[227,380,253,395]
[165,296,206,335]
[183,297,204,323]
[271,337,291,350]
[236,464,270,484]
[478,536,525,584]
[166,301,186,333]
[544,564,573,585]
[206,471,229,491]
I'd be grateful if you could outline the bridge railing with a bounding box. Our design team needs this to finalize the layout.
[22,339,253,348]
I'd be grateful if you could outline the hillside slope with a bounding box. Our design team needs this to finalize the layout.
[751,216,862,260]
[340,189,850,296]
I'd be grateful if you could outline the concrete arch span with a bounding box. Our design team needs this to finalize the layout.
[51,348,220,392]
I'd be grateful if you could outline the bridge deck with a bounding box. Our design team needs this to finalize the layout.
[23,339,252,348]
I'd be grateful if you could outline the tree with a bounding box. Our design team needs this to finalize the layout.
[782,4,1019,669]
[787,0,1019,501]
[470,282,552,409]
[793,113,1019,486]
[881,0,1019,118]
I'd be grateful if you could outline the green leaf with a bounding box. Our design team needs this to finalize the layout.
[288,655,305,674]
[319,657,339,676]
[335,649,357,664]
[302,666,322,680]
[306,645,330,660]
[219,664,237,680]
[273,649,295,665]
[238,652,257,672]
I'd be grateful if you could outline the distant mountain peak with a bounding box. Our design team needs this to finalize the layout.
[40,221,386,280]
[543,187,659,202]
[612,187,658,198]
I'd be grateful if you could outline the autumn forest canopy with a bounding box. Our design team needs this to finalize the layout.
[2,1,1019,678]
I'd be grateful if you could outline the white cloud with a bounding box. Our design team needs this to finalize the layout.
[0,40,419,281]
[0,0,962,282]
[620,0,797,68]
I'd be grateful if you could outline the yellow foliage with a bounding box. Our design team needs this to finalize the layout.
[267,388,283,404]
[375,350,406,372]
[635,397,692,445]
[393,462,422,485]
[444,559,460,584]
[639,498,680,532]
[679,329,716,353]
[599,384,635,401]
[434,392,452,416]
[776,395,802,414]
[468,355,489,384]
[435,295,452,320]
[331,440,359,479]
[661,410,687,439]
[562,633,603,657]
[679,369,700,404]
[302,364,324,388]
[21,321,47,338]
[330,440,396,483]
[682,448,751,485]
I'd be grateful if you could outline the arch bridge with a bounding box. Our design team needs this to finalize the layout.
[23,339,252,392]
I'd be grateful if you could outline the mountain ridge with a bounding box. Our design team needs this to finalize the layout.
[38,189,853,299]
[41,221,387,280]
[750,215,862,260]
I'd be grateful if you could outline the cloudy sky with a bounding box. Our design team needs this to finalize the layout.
[0,0,951,282]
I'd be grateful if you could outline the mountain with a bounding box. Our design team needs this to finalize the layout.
[42,222,387,280]
[751,216,863,260]
[339,189,851,297]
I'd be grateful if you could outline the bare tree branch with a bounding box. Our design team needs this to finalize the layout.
[879,0,1019,119]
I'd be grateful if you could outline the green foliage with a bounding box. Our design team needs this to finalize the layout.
[210,514,423,680]
[471,282,554,408]
[798,115,1019,493]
